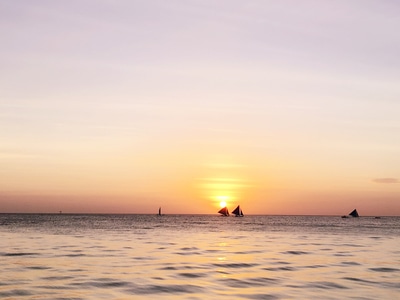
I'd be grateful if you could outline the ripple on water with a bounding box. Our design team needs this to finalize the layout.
[233,250,264,255]
[126,283,204,295]
[341,243,365,248]
[369,267,400,273]
[213,263,259,268]
[160,266,178,270]
[180,247,199,251]
[239,293,280,300]
[302,265,327,269]
[41,276,75,281]
[175,251,202,255]
[205,249,220,253]
[178,272,207,278]
[263,266,296,271]
[333,252,353,257]
[37,284,76,291]
[132,256,155,260]
[73,278,132,289]
[382,282,400,289]
[220,277,280,288]
[343,277,377,285]
[271,260,291,265]
[282,250,310,255]
[64,253,87,257]
[305,281,348,289]
[0,289,33,297]
[3,252,38,256]
[175,246,202,255]
[26,266,52,270]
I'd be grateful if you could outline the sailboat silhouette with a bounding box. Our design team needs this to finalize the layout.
[349,209,359,217]
[341,209,359,218]
[232,205,244,217]
[218,207,229,216]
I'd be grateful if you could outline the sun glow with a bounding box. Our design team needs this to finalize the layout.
[197,159,256,212]
[217,195,229,208]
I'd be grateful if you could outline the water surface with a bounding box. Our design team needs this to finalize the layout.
[1,214,399,299]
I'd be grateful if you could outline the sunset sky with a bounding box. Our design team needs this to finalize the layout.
[1,0,399,215]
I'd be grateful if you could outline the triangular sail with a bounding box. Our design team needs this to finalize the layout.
[232,205,244,217]
[232,205,239,215]
[349,209,359,217]
[218,207,229,216]
[158,207,162,216]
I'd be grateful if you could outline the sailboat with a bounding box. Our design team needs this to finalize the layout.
[232,205,244,217]
[158,207,162,216]
[341,208,359,218]
[349,209,359,217]
[218,206,229,216]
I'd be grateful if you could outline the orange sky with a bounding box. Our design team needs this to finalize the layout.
[1,1,400,215]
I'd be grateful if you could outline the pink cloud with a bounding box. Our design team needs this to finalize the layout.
[372,178,399,184]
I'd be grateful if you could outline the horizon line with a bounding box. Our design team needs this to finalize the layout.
[0,212,396,217]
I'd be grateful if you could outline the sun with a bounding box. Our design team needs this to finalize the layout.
[217,195,229,208]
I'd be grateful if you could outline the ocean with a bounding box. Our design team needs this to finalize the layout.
[1,214,399,299]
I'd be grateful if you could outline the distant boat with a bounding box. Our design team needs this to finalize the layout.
[342,209,359,218]
[218,206,229,216]
[232,205,244,217]
[158,207,162,216]
[349,209,359,217]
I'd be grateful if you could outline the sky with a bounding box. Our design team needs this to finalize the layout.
[1,0,400,215]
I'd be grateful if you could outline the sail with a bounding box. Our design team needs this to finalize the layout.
[158,207,162,216]
[232,205,244,217]
[218,207,229,216]
[349,209,359,217]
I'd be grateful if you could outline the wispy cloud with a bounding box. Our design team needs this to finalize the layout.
[372,178,399,184]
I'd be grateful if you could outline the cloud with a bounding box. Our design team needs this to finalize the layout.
[372,178,400,184]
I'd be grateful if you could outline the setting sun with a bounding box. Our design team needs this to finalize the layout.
[217,195,229,208]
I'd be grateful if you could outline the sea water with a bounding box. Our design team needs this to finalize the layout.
[1,214,399,299]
